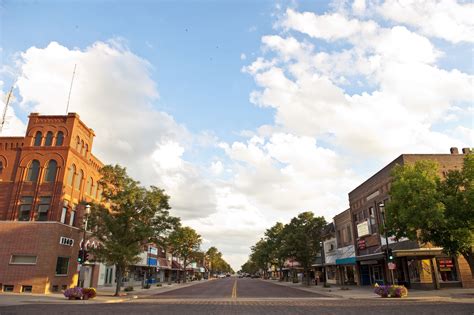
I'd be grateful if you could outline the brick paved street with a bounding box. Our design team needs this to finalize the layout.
[1,277,473,314]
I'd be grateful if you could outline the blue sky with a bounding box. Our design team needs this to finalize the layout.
[1,0,473,269]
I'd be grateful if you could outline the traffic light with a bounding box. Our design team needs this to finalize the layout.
[77,249,84,264]
[387,248,394,262]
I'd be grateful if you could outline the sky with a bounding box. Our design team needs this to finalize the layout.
[0,0,473,271]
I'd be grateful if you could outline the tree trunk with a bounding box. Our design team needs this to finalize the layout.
[461,250,474,278]
[183,259,187,283]
[305,268,310,286]
[114,265,122,296]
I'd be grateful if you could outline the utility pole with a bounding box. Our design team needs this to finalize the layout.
[0,85,14,134]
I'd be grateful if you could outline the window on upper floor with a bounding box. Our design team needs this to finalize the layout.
[36,196,51,221]
[44,131,53,146]
[84,143,88,156]
[69,210,76,226]
[75,169,83,190]
[346,225,352,243]
[26,160,40,182]
[86,177,93,195]
[80,140,84,155]
[0,161,3,174]
[60,206,67,224]
[67,164,76,187]
[56,131,64,146]
[44,160,58,182]
[34,131,42,146]
[18,196,33,221]
[76,136,81,151]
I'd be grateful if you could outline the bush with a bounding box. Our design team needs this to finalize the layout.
[124,286,134,292]
[82,287,97,299]
[374,284,408,298]
[63,287,83,299]
[156,283,162,287]
[323,283,331,288]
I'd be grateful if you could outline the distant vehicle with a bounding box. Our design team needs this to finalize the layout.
[226,273,231,277]
[251,274,259,278]
[217,274,226,278]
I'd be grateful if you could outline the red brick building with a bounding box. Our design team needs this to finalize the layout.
[349,148,473,289]
[0,113,104,293]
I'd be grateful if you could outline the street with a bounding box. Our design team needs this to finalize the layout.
[0,278,473,314]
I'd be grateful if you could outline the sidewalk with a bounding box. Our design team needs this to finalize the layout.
[0,279,212,306]
[263,279,474,302]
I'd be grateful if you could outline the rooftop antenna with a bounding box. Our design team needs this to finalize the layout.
[65,64,77,114]
[0,85,14,134]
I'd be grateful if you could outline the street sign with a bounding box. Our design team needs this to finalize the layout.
[388,262,396,270]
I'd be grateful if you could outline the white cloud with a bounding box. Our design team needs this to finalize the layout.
[12,40,217,219]
[240,53,247,60]
[377,0,474,43]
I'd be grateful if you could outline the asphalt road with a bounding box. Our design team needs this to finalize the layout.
[148,277,324,299]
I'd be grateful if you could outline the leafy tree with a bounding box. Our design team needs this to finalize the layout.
[250,238,272,277]
[386,155,474,277]
[206,247,234,275]
[283,212,326,285]
[88,165,178,296]
[168,226,202,283]
[241,259,259,274]
[264,222,288,281]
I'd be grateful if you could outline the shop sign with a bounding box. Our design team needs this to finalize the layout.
[357,239,366,250]
[357,221,370,237]
[149,246,158,255]
[439,259,453,268]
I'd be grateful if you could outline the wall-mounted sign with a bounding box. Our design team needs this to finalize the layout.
[357,221,370,237]
[59,237,74,247]
[149,246,158,255]
[357,239,366,249]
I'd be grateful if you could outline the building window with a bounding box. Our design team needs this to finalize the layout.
[75,169,83,191]
[51,285,59,292]
[44,160,57,182]
[55,257,69,276]
[69,210,76,226]
[34,131,42,146]
[26,160,40,182]
[3,285,14,292]
[21,285,33,293]
[86,177,93,195]
[36,197,51,221]
[84,143,89,155]
[346,226,352,243]
[60,206,67,224]
[0,161,4,174]
[67,164,75,186]
[437,258,458,282]
[76,136,81,151]
[56,131,64,146]
[44,131,53,146]
[10,255,37,265]
[18,196,33,221]
[80,140,84,155]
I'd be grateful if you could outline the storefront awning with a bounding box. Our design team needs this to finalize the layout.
[394,248,443,257]
[336,257,356,265]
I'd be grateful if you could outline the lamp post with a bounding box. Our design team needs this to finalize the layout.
[320,241,326,286]
[78,204,91,287]
[378,202,393,285]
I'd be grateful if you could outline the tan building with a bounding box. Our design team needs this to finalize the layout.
[349,148,473,289]
[0,113,104,293]
[334,209,357,285]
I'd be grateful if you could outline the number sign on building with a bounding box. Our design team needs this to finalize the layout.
[59,237,74,247]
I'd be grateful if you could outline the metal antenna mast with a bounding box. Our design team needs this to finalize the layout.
[0,85,14,134]
[65,64,77,114]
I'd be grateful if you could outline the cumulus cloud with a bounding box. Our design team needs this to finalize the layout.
[12,40,217,219]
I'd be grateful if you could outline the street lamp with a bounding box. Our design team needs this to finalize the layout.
[77,204,91,287]
[320,241,326,286]
[378,202,393,285]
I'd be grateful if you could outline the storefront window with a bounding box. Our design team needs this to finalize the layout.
[408,259,421,283]
[326,266,337,280]
[437,258,458,282]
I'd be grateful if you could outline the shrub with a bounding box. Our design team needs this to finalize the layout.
[82,287,97,299]
[156,283,162,287]
[374,284,408,298]
[124,286,134,292]
[63,287,83,299]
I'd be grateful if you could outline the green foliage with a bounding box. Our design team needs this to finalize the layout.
[206,247,233,274]
[87,165,179,295]
[168,226,202,282]
[386,154,474,276]
[241,259,259,274]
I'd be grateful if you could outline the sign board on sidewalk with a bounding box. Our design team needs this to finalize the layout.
[388,262,396,270]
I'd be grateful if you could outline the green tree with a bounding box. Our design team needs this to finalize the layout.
[264,222,288,280]
[386,155,474,277]
[284,212,326,285]
[88,165,178,296]
[206,247,234,275]
[250,238,272,278]
[168,226,202,283]
[241,259,259,274]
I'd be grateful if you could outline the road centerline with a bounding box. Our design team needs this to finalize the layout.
[231,279,237,299]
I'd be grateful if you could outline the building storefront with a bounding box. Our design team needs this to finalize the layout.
[336,257,357,285]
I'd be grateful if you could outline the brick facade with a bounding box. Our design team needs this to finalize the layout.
[0,113,105,294]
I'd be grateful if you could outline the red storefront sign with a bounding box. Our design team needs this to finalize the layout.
[439,259,453,268]
[357,239,366,250]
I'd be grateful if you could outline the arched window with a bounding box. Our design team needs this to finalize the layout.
[86,177,93,195]
[55,132,64,146]
[92,181,98,198]
[76,136,81,151]
[0,161,4,174]
[44,160,58,182]
[26,160,40,182]
[34,132,42,146]
[75,169,83,190]
[44,131,53,146]
[80,140,85,155]
[84,144,89,156]
[67,164,76,186]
